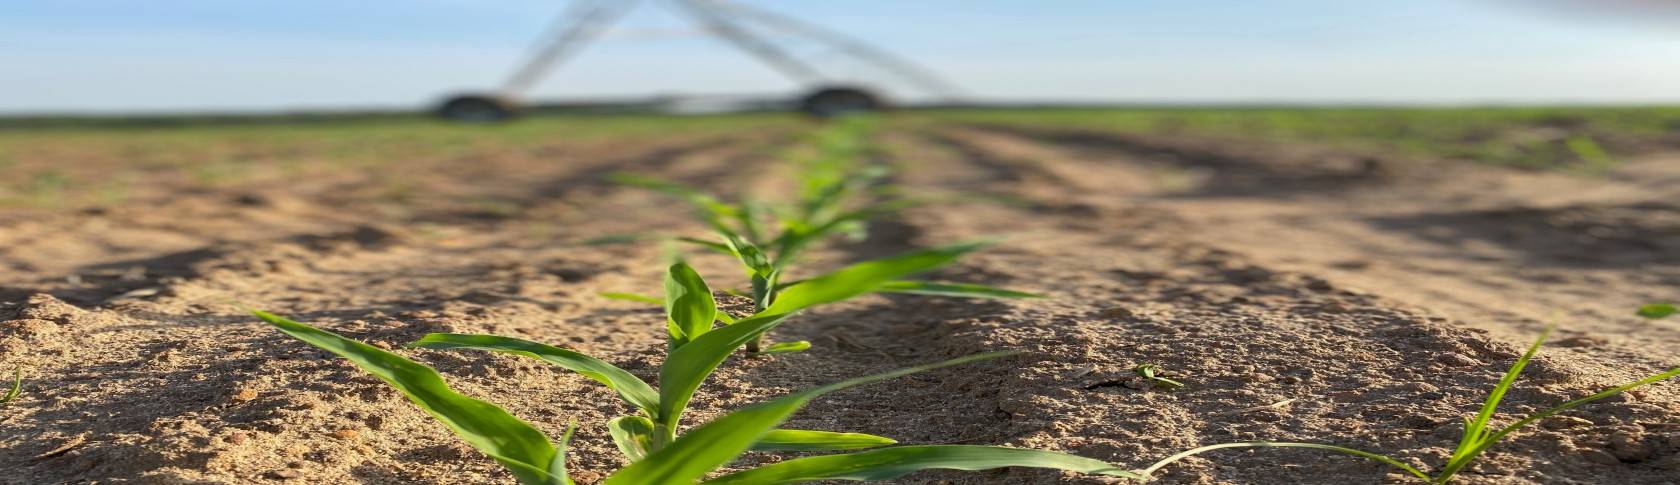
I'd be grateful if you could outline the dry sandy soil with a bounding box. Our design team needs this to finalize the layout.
[2,117,1679,484]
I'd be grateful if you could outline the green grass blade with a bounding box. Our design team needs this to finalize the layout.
[656,313,794,436]
[766,241,993,315]
[751,430,897,452]
[1437,365,1680,482]
[706,445,1139,483]
[409,333,659,417]
[608,352,1015,485]
[1449,325,1552,464]
[770,202,913,269]
[664,262,718,349]
[582,234,659,246]
[254,311,561,485]
[599,292,663,305]
[736,199,768,244]
[1139,442,1428,481]
[875,281,1046,299]
[1637,303,1677,319]
[608,416,658,462]
[1,369,20,406]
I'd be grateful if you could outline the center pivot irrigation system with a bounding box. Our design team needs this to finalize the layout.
[437,0,958,122]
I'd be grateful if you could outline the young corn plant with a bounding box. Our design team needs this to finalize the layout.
[253,278,1138,484]
[1137,326,1680,483]
[609,119,1040,353]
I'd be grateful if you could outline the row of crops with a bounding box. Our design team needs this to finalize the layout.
[254,117,1679,484]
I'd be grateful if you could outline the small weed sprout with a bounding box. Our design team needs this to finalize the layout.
[1138,326,1680,483]
[1637,303,1676,319]
[1133,364,1183,389]
[1,369,19,407]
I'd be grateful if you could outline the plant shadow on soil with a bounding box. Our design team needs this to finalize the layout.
[1366,201,1680,270]
[967,125,1398,200]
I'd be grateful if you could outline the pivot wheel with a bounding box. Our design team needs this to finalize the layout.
[799,87,882,118]
[436,95,519,122]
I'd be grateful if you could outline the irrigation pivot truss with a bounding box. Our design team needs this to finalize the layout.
[436,0,958,121]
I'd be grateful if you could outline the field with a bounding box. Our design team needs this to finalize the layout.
[3,108,1679,484]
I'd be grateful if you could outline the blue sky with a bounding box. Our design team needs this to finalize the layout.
[4,0,1680,113]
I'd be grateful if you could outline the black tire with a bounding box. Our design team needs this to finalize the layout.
[436,95,519,123]
[799,87,883,118]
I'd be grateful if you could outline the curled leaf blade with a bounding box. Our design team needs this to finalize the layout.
[664,262,718,348]
[607,416,657,462]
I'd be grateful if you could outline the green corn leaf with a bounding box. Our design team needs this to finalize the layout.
[254,311,561,485]
[750,271,779,312]
[875,281,1045,299]
[409,333,660,417]
[601,291,736,327]
[599,292,663,305]
[706,445,1141,483]
[1449,325,1551,466]
[609,352,1016,485]
[657,313,794,435]
[582,234,658,246]
[758,341,812,355]
[608,173,737,220]
[553,422,577,485]
[665,262,718,349]
[1637,303,1677,319]
[608,416,658,462]
[674,236,736,257]
[766,241,993,315]
[771,203,911,269]
[736,200,768,244]
[751,430,896,452]
[1139,442,1427,481]
[721,231,774,276]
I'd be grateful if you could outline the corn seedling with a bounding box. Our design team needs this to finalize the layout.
[1137,326,1680,483]
[254,310,1139,484]
[1637,303,1676,319]
[1133,364,1183,389]
[610,118,1040,352]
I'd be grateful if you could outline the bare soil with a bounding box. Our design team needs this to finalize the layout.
[3,119,1678,484]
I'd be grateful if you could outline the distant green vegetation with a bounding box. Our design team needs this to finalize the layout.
[930,107,1680,170]
[0,113,794,210]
